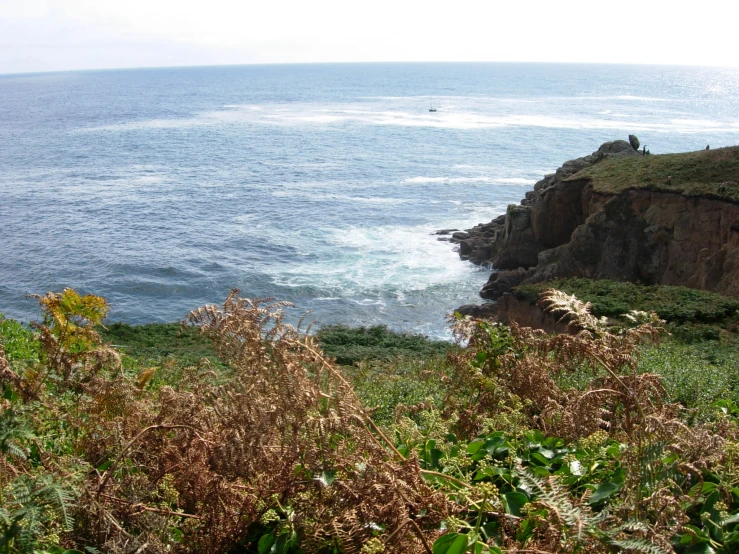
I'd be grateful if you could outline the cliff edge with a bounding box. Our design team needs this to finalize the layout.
[452,140,739,306]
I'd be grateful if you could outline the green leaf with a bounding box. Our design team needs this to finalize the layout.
[537,448,555,459]
[529,452,550,466]
[427,447,443,470]
[3,386,18,402]
[317,470,336,487]
[466,440,485,455]
[588,481,621,505]
[258,533,276,554]
[503,492,529,516]
[682,524,711,540]
[684,543,716,554]
[701,482,718,494]
[432,532,469,554]
[473,467,492,480]
[702,491,720,514]
[97,460,112,472]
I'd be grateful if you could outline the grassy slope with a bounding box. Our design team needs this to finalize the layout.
[566,145,739,202]
[314,324,451,366]
[101,321,223,366]
[512,278,739,416]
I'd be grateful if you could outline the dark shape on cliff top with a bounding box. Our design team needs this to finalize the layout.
[629,134,640,151]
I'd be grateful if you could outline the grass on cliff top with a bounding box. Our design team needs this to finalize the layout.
[566,145,739,202]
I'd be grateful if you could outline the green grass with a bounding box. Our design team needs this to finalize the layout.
[314,324,453,366]
[567,145,739,201]
[509,279,739,418]
[0,315,40,364]
[513,278,739,329]
[100,321,224,367]
[638,341,739,419]
[345,357,451,425]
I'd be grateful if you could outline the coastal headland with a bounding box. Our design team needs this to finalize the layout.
[447,139,739,319]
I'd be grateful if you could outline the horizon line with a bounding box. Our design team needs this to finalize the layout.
[2,59,738,78]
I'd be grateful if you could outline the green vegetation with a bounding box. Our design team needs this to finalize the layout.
[513,277,739,330]
[101,322,222,365]
[639,341,739,415]
[513,278,739,418]
[3,287,739,553]
[567,145,739,201]
[315,324,451,365]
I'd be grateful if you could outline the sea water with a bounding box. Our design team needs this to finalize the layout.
[1,63,738,337]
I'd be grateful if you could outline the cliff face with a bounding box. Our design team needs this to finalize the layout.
[453,141,739,301]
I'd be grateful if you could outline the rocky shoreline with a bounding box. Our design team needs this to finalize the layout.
[442,138,739,317]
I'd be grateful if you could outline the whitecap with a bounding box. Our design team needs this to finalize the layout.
[402,176,535,185]
[74,103,739,135]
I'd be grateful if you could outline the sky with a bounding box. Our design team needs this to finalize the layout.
[1,0,738,75]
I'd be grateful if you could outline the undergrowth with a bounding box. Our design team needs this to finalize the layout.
[513,278,739,328]
[2,288,739,553]
[315,324,451,366]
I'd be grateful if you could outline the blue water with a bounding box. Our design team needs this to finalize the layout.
[1,63,739,337]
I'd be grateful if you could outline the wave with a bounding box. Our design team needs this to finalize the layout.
[403,176,535,185]
[75,103,739,135]
[270,191,411,204]
[359,94,671,103]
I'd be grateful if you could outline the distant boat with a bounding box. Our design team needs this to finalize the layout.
[428,105,437,112]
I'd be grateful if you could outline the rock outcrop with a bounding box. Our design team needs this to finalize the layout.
[449,140,739,311]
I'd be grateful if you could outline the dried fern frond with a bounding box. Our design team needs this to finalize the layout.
[71,290,453,553]
[537,288,606,333]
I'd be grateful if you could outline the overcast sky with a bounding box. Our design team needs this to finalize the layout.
[1,0,738,75]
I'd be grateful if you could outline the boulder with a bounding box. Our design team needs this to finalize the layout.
[628,134,640,151]
[455,303,498,319]
[480,267,533,300]
[434,229,459,235]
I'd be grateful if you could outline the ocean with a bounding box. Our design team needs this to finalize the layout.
[1,62,738,338]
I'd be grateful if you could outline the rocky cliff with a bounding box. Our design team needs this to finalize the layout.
[450,140,739,306]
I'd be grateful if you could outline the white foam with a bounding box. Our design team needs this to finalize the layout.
[271,190,410,204]
[403,176,495,184]
[496,178,537,185]
[264,220,498,297]
[402,176,535,185]
[75,102,739,135]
